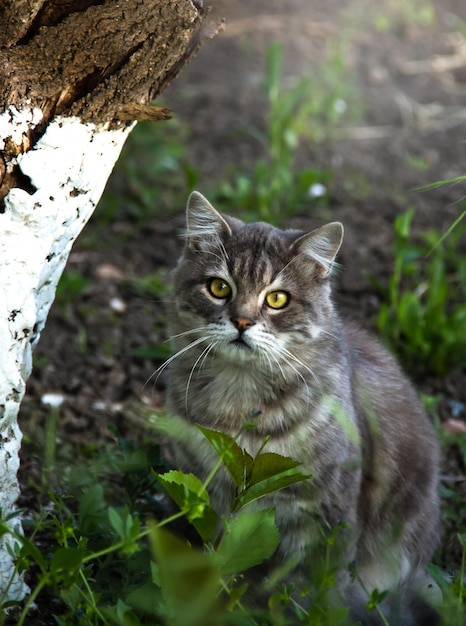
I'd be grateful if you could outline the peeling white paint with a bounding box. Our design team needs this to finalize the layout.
[0,105,43,151]
[0,109,134,602]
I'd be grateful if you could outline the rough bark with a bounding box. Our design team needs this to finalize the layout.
[0,0,221,604]
[0,0,222,204]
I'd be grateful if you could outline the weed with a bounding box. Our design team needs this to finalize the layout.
[5,416,466,624]
[211,44,357,224]
[425,395,466,574]
[427,536,466,626]
[406,153,430,172]
[374,208,466,376]
[3,429,234,622]
[375,3,434,31]
[56,270,91,310]
[128,269,171,299]
[0,424,414,625]
[40,399,62,495]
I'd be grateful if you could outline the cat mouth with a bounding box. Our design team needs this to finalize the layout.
[230,337,252,349]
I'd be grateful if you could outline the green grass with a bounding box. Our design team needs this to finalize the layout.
[211,43,357,223]
[373,0,434,31]
[55,270,91,311]
[374,207,466,376]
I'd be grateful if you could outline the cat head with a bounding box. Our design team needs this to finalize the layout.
[170,191,343,366]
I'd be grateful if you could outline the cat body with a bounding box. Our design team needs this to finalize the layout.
[165,191,440,625]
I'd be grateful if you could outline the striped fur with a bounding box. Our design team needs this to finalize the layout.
[164,192,440,625]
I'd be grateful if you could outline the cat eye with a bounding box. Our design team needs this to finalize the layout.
[265,290,289,309]
[208,278,232,299]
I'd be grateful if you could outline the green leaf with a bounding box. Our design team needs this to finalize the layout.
[17,535,48,571]
[125,580,163,617]
[103,600,142,626]
[59,586,81,614]
[50,547,86,573]
[0,522,11,539]
[248,452,302,486]
[78,483,106,534]
[239,454,310,508]
[426,563,451,596]
[243,449,254,482]
[366,588,390,610]
[131,345,172,360]
[150,560,161,586]
[125,509,140,540]
[158,470,218,541]
[398,291,421,330]
[158,470,206,502]
[107,507,141,555]
[115,598,142,626]
[395,207,415,240]
[238,470,309,508]
[224,582,249,611]
[196,425,246,487]
[150,525,220,626]
[215,508,280,574]
[108,507,124,538]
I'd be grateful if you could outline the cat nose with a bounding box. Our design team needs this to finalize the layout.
[231,316,255,332]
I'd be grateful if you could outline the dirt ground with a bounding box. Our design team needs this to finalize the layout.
[18,0,466,575]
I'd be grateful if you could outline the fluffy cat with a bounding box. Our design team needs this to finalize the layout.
[165,191,440,625]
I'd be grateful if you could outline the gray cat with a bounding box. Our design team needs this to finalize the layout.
[165,191,441,625]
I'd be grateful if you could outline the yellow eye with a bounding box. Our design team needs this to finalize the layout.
[208,278,232,299]
[266,291,289,309]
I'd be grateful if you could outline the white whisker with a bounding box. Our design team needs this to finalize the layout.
[166,326,213,342]
[273,346,307,386]
[280,345,321,388]
[319,328,340,342]
[261,341,287,380]
[185,341,218,413]
[143,335,213,390]
[256,332,318,405]
[198,340,218,372]
[259,348,278,380]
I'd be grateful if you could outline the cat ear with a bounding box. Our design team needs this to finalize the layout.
[292,222,344,276]
[185,191,232,250]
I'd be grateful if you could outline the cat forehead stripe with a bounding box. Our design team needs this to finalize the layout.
[230,249,273,286]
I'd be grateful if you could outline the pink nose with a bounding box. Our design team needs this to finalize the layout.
[231,317,254,332]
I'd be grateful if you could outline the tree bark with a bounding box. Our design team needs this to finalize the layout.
[0,0,221,603]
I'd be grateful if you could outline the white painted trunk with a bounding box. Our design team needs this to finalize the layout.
[0,106,133,601]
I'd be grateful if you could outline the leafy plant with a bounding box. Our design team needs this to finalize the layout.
[127,269,171,299]
[0,426,309,625]
[373,0,435,31]
[56,270,91,310]
[212,43,357,223]
[426,395,466,572]
[5,418,466,624]
[427,535,466,626]
[374,208,466,376]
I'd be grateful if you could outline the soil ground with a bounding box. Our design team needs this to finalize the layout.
[16,0,466,618]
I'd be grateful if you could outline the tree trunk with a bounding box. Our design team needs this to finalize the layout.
[0,0,221,603]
